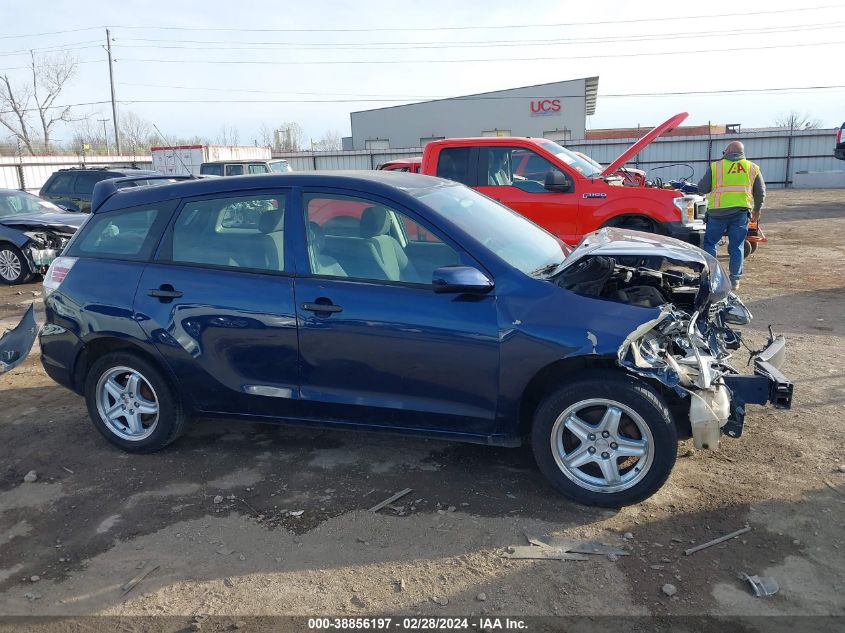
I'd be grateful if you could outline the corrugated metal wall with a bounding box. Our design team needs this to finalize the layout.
[2,129,840,192]
[272,129,842,188]
[0,155,152,193]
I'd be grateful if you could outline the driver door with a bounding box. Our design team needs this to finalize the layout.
[475,146,580,244]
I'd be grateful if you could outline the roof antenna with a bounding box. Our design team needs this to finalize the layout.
[152,123,195,178]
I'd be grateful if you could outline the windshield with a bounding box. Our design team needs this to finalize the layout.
[0,191,61,217]
[416,184,570,276]
[539,141,602,177]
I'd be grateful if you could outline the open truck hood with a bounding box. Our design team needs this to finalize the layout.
[599,112,689,178]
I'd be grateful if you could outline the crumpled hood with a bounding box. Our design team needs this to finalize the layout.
[0,212,86,233]
[560,227,732,308]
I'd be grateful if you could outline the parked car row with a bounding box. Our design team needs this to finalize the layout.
[30,170,792,507]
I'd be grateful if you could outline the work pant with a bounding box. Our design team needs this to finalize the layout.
[703,211,749,283]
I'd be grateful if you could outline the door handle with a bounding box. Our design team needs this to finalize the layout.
[148,286,183,299]
[302,301,342,314]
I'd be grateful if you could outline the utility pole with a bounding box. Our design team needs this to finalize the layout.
[106,29,121,154]
[98,118,110,154]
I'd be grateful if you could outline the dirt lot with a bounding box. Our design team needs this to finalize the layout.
[1,189,843,629]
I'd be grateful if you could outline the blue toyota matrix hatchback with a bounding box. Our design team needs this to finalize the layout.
[39,171,791,506]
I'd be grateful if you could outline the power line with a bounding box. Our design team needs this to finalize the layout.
[117,82,845,100]
[5,85,844,117]
[106,4,845,32]
[114,40,845,65]
[1,3,842,40]
[110,22,845,51]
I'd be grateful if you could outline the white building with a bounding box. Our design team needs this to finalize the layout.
[347,77,598,150]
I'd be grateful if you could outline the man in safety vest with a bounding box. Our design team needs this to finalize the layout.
[697,141,766,291]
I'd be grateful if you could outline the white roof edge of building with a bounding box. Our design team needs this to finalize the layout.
[350,76,600,115]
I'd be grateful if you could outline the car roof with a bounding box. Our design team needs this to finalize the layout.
[54,167,158,175]
[94,170,450,213]
[201,159,273,165]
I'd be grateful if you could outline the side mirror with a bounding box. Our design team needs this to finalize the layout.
[545,170,573,193]
[432,265,494,294]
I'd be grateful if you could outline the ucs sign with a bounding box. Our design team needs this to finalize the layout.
[530,99,561,117]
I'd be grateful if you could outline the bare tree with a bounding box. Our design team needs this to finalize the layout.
[257,122,274,148]
[774,111,822,130]
[312,130,341,151]
[217,124,240,145]
[119,110,153,153]
[69,115,108,155]
[276,122,304,152]
[0,52,78,154]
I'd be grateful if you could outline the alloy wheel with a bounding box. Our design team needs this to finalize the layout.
[550,398,655,493]
[0,248,22,281]
[95,366,160,441]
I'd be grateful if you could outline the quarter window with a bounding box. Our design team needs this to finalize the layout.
[169,194,286,272]
[303,193,459,283]
[68,202,175,260]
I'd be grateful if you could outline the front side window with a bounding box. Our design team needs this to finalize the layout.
[415,184,568,276]
[482,147,565,192]
[68,202,175,260]
[169,194,285,272]
[268,161,290,173]
[225,164,245,176]
[303,192,459,282]
[248,164,269,174]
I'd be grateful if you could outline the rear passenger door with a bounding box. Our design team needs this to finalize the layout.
[134,190,301,417]
[293,189,501,436]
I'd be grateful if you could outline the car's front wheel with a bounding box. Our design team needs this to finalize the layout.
[532,373,677,507]
[84,351,188,453]
[0,243,34,285]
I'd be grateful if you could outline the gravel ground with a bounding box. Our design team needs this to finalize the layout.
[0,188,843,630]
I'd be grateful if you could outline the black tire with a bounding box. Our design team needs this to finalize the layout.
[608,216,660,234]
[531,372,677,507]
[0,243,34,285]
[84,351,188,453]
[744,240,758,257]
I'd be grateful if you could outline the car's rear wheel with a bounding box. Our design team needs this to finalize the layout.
[84,351,188,453]
[531,373,677,507]
[0,243,34,285]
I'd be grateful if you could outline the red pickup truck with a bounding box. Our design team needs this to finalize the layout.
[415,113,706,246]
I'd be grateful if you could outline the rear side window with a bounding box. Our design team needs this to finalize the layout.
[74,172,114,195]
[200,164,224,176]
[167,194,286,272]
[435,148,472,185]
[43,173,75,194]
[67,201,176,260]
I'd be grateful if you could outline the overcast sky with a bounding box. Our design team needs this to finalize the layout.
[3,0,844,147]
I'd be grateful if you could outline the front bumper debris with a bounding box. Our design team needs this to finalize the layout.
[0,304,38,374]
[721,332,793,438]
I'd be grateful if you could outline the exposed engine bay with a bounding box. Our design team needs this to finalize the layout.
[556,228,793,450]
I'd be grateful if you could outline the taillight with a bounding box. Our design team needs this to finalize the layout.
[839,125,845,144]
[43,256,77,296]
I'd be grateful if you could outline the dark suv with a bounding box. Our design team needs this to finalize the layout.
[39,167,159,213]
[39,171,791,507]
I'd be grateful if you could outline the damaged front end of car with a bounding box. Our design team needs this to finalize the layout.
[558,227,793,449]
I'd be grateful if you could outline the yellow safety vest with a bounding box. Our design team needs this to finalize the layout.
[709,158,759,209]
